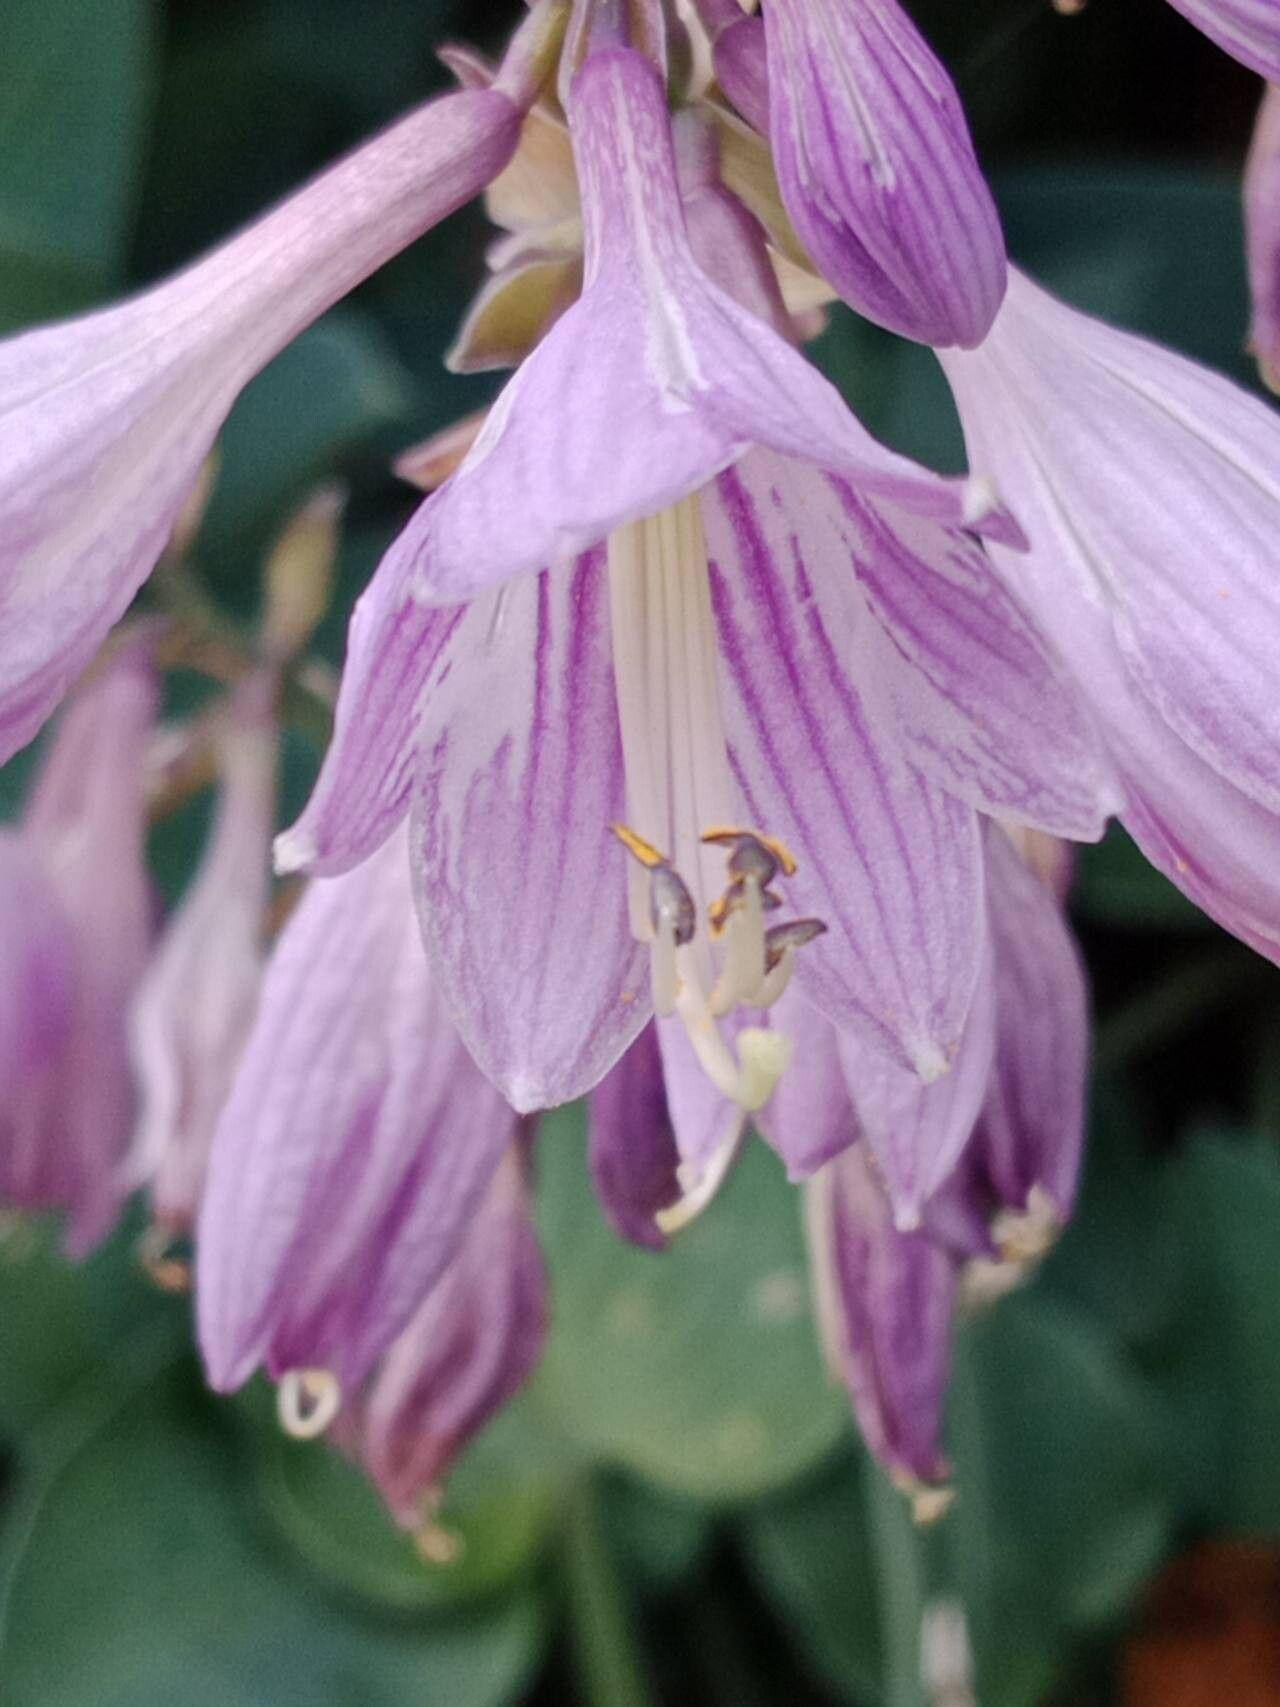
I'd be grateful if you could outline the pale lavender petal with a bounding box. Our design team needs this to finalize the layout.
[402,47,1019,608]
[1164,0,1280,78]
[837,946,997,1231]
[275,550,464,877]
[758,992,860,1179]
[711,14,771,133]
[0,835,75,1111]
[810,1143,957,1486]
[196,827,518,1395]
[942,269,1280,954]
[340,1145,546,1528]
[763,0,1006,347]
[587,1025,682,1250]
[704,453,986,1074]
[818,477,1118,838]
[128,676,277,1229]
[1245,83,1280,392]
[943,268,1280,821]
[10,645,157,1253]
[979,827,1089,1222]
[0,87,520,764]
[412,551,650,1113]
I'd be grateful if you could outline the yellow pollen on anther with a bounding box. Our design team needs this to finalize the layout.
[609,822,668,869]
[700,826,800,878]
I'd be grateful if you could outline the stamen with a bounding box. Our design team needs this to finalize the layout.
[751,917,829,1008]
[709,872,766,1015]
[702,826,798,879]
[655,1118,746,1235]
[136,1224,193,1295]
[736,1027,793,1111]
[277,1368,342,1440]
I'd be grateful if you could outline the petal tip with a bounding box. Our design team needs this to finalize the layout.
[273,826,318,877]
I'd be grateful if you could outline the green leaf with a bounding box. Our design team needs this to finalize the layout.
[531,1110,849,1501]
[244,1389,562,1617]
[948,1293,1173,1706]
[599,1472,712,1594]
[738,1456,883,1706]
[1072,825,1213,933]
[0,0,155,328]
[0,1365,544,1707]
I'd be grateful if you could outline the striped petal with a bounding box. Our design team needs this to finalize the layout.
[1164,0,1280,78]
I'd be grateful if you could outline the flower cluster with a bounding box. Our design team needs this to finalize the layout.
[2,0,1280,1530]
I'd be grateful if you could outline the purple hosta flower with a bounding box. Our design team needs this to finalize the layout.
[1246,83,1280,393]
[281,43,1113,1180]
[781,825,1087,1498]
[941,268,1280,964]
[746,0,1006,347]
[0,642,156,1253]
[0,4,573,769]
[196,823,522,1436]
[335,1144,546,1543]
[1163,0,1280,79]
[128,673,277,1243]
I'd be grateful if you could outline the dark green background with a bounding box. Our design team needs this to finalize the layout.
[0,2,1277,1704]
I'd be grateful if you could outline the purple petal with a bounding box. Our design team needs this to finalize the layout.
[340,1145,546,1527]
[0,88,520,764]
[0,834,75,1113]
[412,551,650,1112]
[979,827,1089,1223]
[275,551,464,878]
[811,1144,957,1486]
[655,1011,751,1176]
[762,0,1006,347]
[1246,84,1280,392]
[9,646,157,1253]
[943,268,1280,822]
[128,677,277,1229]
[196,827,518,1395]
[704,452,986,1074]
[758,992,860,1180]
[828,479,1118,839]
[587,1024,683,1250]
[1164,0,1280,78]
[837,945,997,1231]
[710,14,771,134]
[401,47,1019,609]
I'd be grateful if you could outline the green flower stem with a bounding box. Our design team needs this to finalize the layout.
[866,1464,929,1707]
[562,1477,655,1707]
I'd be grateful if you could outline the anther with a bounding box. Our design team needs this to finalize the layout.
[136,1224,193,1294]
[650,864,697,947]
[277,1368,342,1440]
[701,826,799,885]
[751,917,829,1008]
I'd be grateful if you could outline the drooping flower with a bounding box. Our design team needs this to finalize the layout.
[280,42,1114,1164]
[0,641,156,1253]
[753,0,1007,347]
[941,267,1280,963]
[195,823,522,1430]
[127,672,277,1238]
[335,1143,546,1538]
[0,2,567,767]
[1245,82,1280,392]
[778,824,1088,1494]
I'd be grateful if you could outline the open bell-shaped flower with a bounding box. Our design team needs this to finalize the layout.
[941,267,1280,964]
[196,823,522,1426]
[278,43,1113,1142]
[335,1144,546,1537]
[0,641,156,1253]
[0,2,577,766]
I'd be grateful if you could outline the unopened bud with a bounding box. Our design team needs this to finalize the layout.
[261,486,345,663]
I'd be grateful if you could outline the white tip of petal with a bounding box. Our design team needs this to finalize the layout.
[961,474,998,527]
[892,1201,924,1235]
[910,1039,950,1085]
[273,827,318,877]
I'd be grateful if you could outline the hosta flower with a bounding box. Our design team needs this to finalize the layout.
[0,2,567,767]
[1246,82,1280,392]
[281,42,1114,1170]
[128,673,277,1237]
[784,826,1088,1493]
[941,268,1280,962]
[753,0,1006,347]
[196,824,522,1432]
[0,643,156,1253]
[336,1144,546,1536]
